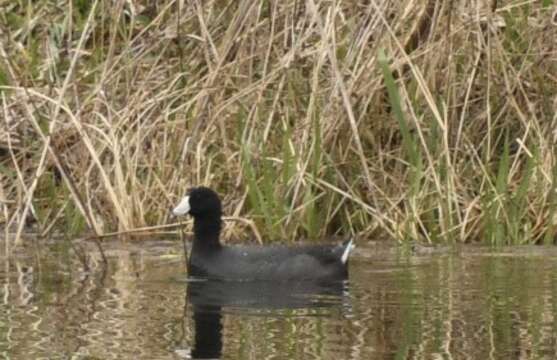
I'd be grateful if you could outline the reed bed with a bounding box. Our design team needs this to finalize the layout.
[0,0,555,246]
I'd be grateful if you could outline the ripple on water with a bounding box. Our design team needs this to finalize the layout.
[1,239,557,359]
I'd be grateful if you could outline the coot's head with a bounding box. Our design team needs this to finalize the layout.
[172,187,222,218]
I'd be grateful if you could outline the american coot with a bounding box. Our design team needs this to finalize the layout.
[172,187,355,281]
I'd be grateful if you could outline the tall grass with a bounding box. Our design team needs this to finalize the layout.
[0,0,555,246]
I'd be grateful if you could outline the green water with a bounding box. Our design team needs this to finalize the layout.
[1,239,556,359]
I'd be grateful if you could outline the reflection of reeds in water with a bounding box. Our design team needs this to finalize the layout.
[348,252,557,359]
[0,1,556,248]
[2,244,557,358]
[219,307,351,359]
[0,242,189,358]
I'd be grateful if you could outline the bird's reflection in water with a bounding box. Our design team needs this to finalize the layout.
[186,279,349,359]
[190,303,222,359]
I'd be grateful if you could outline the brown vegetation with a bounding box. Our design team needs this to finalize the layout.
[0,0,556,245]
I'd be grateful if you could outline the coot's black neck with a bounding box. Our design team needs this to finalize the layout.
[192,214,222,253]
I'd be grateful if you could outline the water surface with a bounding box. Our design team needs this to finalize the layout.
[1,238,556,359]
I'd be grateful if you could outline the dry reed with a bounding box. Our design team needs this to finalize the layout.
[0,0,555,246]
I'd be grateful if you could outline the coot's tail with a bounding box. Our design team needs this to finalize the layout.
[341,238,355,264]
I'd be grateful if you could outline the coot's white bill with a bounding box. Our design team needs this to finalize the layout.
[173,195,191,216]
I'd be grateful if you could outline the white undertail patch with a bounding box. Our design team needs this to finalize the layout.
[341,238,355,264]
